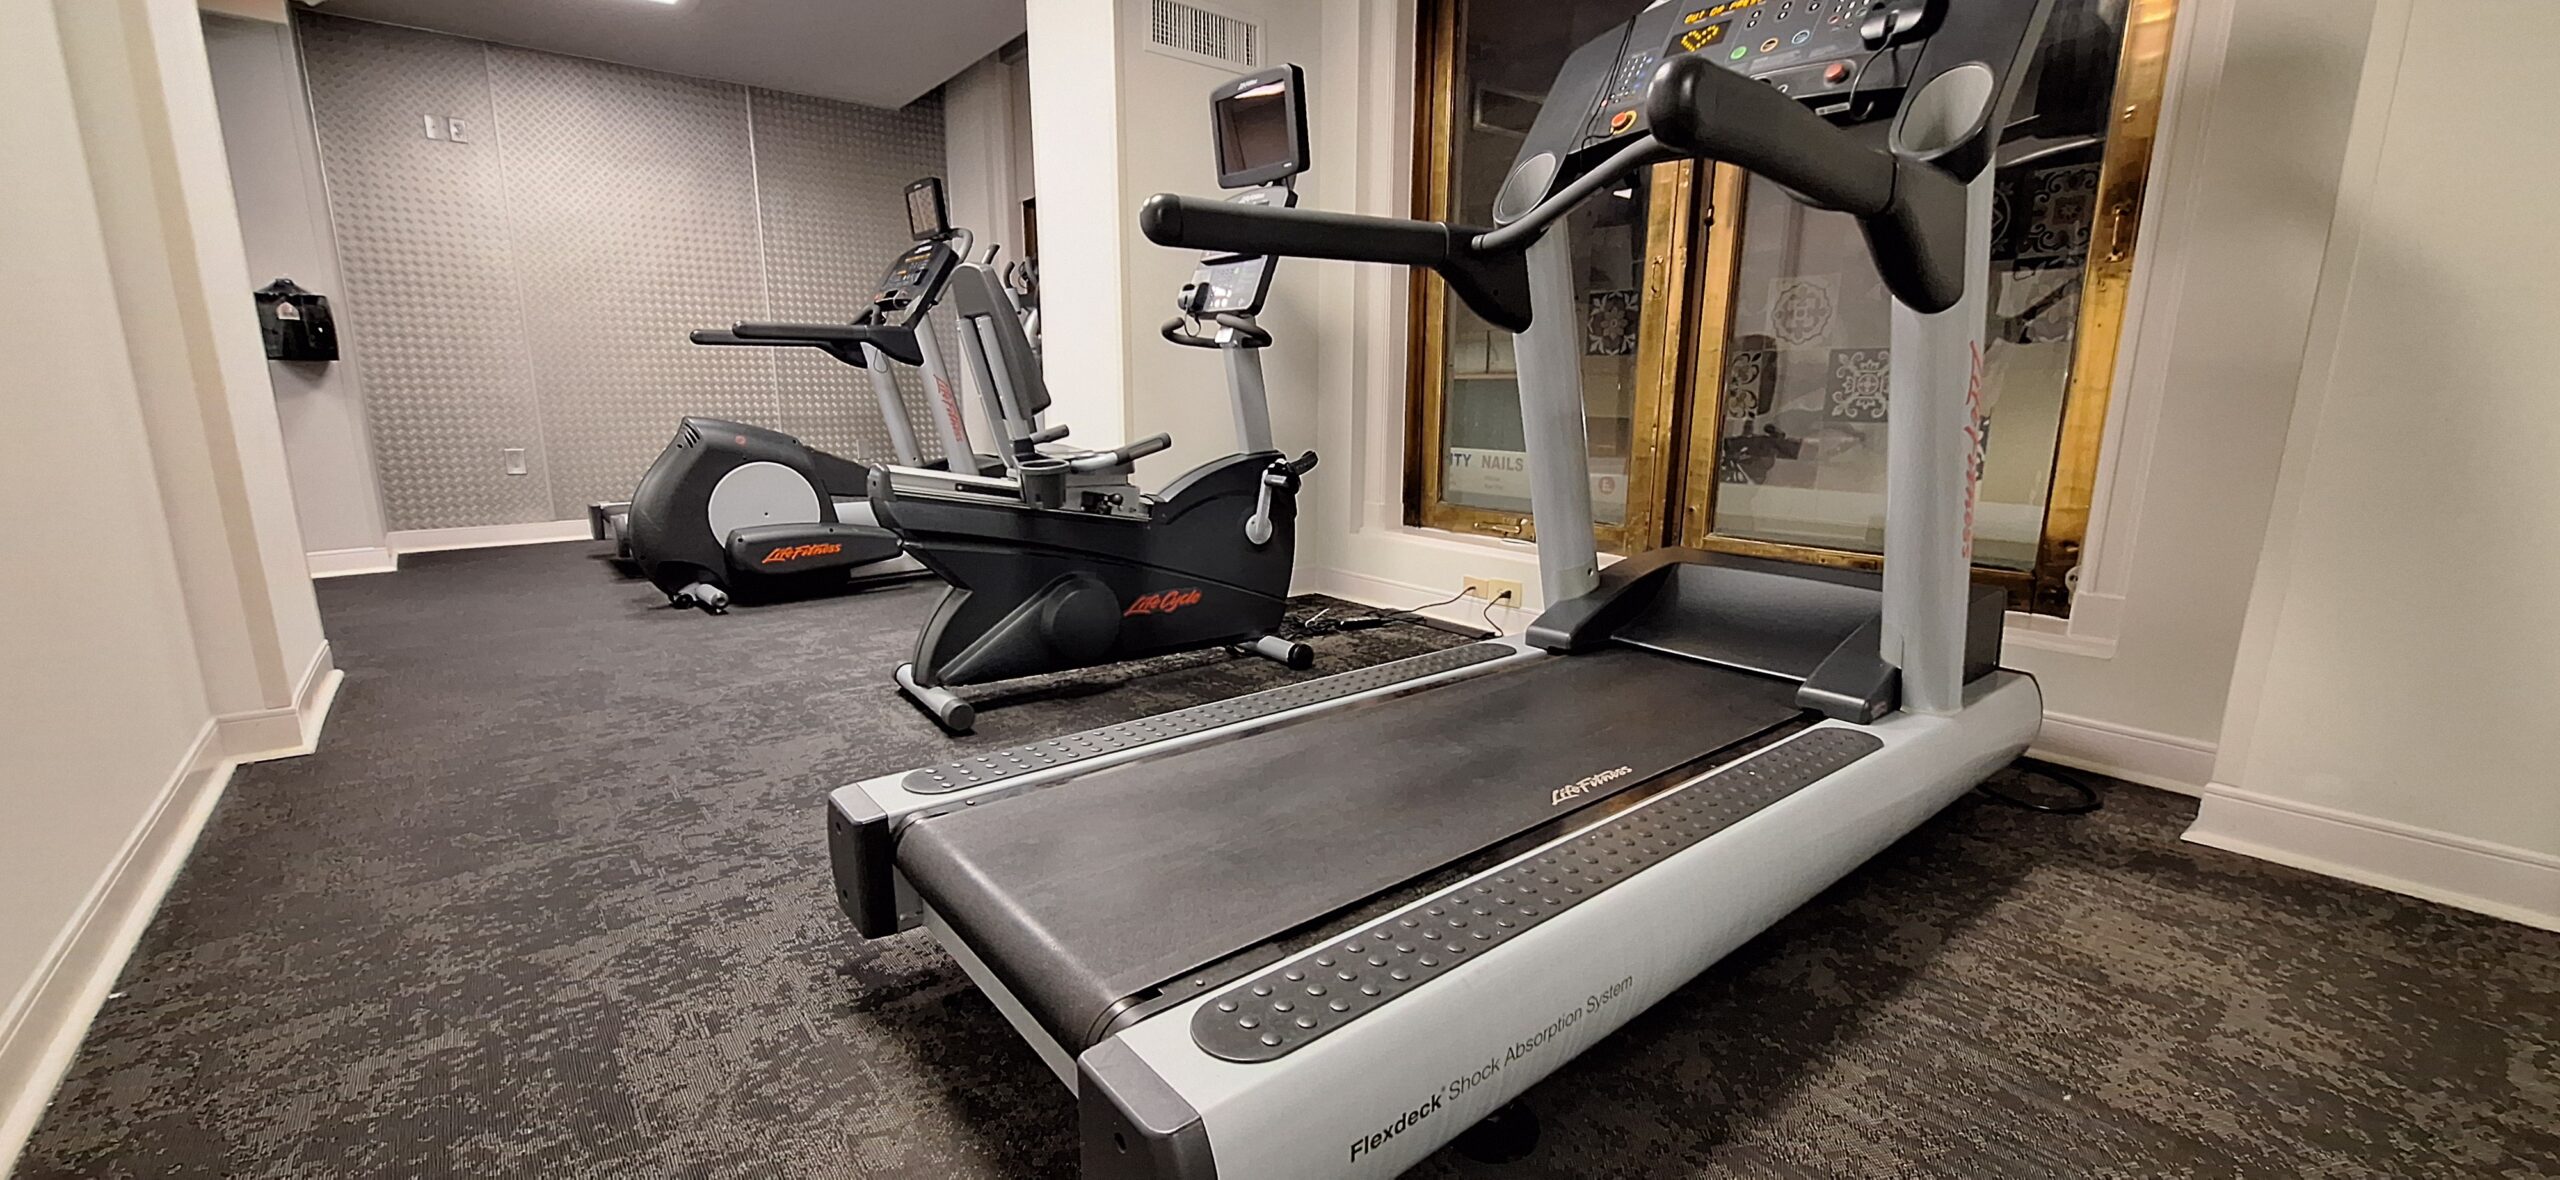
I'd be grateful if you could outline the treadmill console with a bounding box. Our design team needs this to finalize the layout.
[1494,0,1947,224]
[868,231,961,328]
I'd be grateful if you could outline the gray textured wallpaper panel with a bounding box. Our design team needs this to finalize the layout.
[749,87,953,459]
[300,17,555,529]
[488,47,776,514]
[298,14,947,530]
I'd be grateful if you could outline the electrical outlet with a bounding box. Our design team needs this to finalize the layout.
[503,448,527,475]
[445,117,470,143]
[1462,576,1522,606]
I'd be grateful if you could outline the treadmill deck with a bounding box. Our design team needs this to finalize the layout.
[896,648,1804,1051]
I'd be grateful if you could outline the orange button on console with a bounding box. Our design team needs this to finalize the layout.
[1824,61,1851,83]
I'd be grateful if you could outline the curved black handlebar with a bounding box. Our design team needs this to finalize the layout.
[1643,55,1963,312]
[690,328,872,369]
[728,321,925,367]
[1159,313,1275,350]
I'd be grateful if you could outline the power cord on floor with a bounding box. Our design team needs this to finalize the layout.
[1975,760,2105,814]
[1287,588,1475,637]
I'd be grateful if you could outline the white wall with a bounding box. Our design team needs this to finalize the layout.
[1993,0,2381,786]
[944,46,1035,264]
[1023,0,1132,441]
[3,0,340,1167]
[56,0,332,735]
[201,14,393,567]
[2189,0,2560,931]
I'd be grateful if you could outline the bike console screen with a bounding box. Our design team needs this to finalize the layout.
[1210,64,1309,190]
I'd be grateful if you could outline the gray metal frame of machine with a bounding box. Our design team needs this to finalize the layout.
[883,235,1309,729]
[823,2,2053,1173]
[586,230,984,562]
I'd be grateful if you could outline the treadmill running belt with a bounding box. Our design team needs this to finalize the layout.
[897,649,1802,1052]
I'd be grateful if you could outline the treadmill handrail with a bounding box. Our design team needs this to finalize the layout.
[729,321,926,367]
[688,328,873,369]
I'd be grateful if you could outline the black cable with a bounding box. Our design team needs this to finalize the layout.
[1286,588,1477,637]
[1975,761,2104,815]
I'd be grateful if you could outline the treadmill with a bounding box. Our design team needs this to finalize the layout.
[826,1,2051,1173]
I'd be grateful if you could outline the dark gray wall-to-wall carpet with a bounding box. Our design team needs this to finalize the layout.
[18,544,2558,1177]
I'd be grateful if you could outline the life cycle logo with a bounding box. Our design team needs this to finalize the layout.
[1124,587,1205,617]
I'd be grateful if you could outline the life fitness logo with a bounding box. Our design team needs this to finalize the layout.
[1124,587,1205,617]
[760,543,844,565]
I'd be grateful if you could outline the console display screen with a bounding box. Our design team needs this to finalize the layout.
[906,180,947,240]
[1214,81,1296,180]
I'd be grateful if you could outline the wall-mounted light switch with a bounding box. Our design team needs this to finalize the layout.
[422,114,444,140]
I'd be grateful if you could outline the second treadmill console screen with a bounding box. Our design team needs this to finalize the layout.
[906,179,949,241]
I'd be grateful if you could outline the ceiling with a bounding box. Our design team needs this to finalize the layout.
[308,0,1026,109]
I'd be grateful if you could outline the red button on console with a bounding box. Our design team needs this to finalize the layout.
[1823,60,1851,83]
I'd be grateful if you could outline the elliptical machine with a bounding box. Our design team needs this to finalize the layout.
[597,178,995,613]
[875,65,1321,734]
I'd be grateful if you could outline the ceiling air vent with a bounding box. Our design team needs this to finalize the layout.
[1148,0,1264,70]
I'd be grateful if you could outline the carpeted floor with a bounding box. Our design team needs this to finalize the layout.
[16,542,2558,1178]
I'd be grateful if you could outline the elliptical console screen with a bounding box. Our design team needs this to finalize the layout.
[905,177,949,240]
[1210,65,1309,189]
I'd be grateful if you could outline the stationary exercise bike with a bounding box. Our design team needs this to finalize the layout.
[873,66,1321,733]
[596,179,999,613]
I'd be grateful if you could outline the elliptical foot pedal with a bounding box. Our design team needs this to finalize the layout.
[1246,635,1314,670]
[673,582,731,614]
[900,641,1514,795]
[896,662,978,734]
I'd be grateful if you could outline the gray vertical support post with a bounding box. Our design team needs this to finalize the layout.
[1880,165,1995,715]
[911,310,977,469]
[1510,228,1602,606]
[973,318,1038,439]
[1220,319,1275,455]
[956,313,1028,472]
[861,342,924,467]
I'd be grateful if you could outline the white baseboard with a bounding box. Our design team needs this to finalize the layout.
[1297,566,1526,634]
[2027,710,2215,795]
[305,546,397,579]
[2186,783,2560,932]
[214,642,341,763]
[0,722,239,1177]
[385,518,590,555]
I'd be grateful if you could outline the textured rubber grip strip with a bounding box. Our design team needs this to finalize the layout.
[1190,726,1883,1062]
[902,642,1515,795]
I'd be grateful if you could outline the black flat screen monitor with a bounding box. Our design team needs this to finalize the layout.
[906,177,949,240]
[1210,64,1308,189]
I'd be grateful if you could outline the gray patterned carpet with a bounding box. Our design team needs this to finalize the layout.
[16,543,2558,1178]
